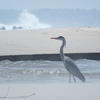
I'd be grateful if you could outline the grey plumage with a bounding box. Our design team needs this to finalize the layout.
[51,36,86,83]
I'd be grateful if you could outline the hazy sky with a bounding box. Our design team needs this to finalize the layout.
[0,0,100,10]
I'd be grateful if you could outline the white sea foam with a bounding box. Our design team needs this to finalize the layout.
[0,9,51,30]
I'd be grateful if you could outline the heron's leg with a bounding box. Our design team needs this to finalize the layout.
[69,72,71,83]
[72,75,76,83]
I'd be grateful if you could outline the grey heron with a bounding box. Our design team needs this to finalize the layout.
[51,36,85,83]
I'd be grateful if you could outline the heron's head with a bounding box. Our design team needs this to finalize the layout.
[51,36,65,41]
[51,36,66,46]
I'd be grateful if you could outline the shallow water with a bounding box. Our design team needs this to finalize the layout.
[0,59,100,83]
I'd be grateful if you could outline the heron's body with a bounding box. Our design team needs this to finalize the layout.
[63,56,85,82]
[51,36,85,83]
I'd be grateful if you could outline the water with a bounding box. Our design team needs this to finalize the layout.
[0,59,100,84]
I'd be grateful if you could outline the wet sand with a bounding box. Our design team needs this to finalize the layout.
[0,83,100,100]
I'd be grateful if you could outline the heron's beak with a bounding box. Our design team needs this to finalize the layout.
[50,37,58,39]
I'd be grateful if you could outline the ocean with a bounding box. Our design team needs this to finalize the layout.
[0,59,100,84]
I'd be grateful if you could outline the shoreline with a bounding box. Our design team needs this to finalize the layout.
[0,53,100,61]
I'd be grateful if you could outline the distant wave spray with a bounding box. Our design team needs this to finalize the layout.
[0,10,51,30]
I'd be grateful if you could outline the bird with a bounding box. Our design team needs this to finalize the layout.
[51,36,86,83]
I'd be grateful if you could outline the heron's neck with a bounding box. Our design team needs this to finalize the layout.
[60,40,65,61]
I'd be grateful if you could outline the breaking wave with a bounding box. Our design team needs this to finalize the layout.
[0,9,51,30]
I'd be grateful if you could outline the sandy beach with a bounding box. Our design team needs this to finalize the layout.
[0,27,100,56]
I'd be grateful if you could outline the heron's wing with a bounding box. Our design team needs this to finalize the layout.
[64,56,85,82]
